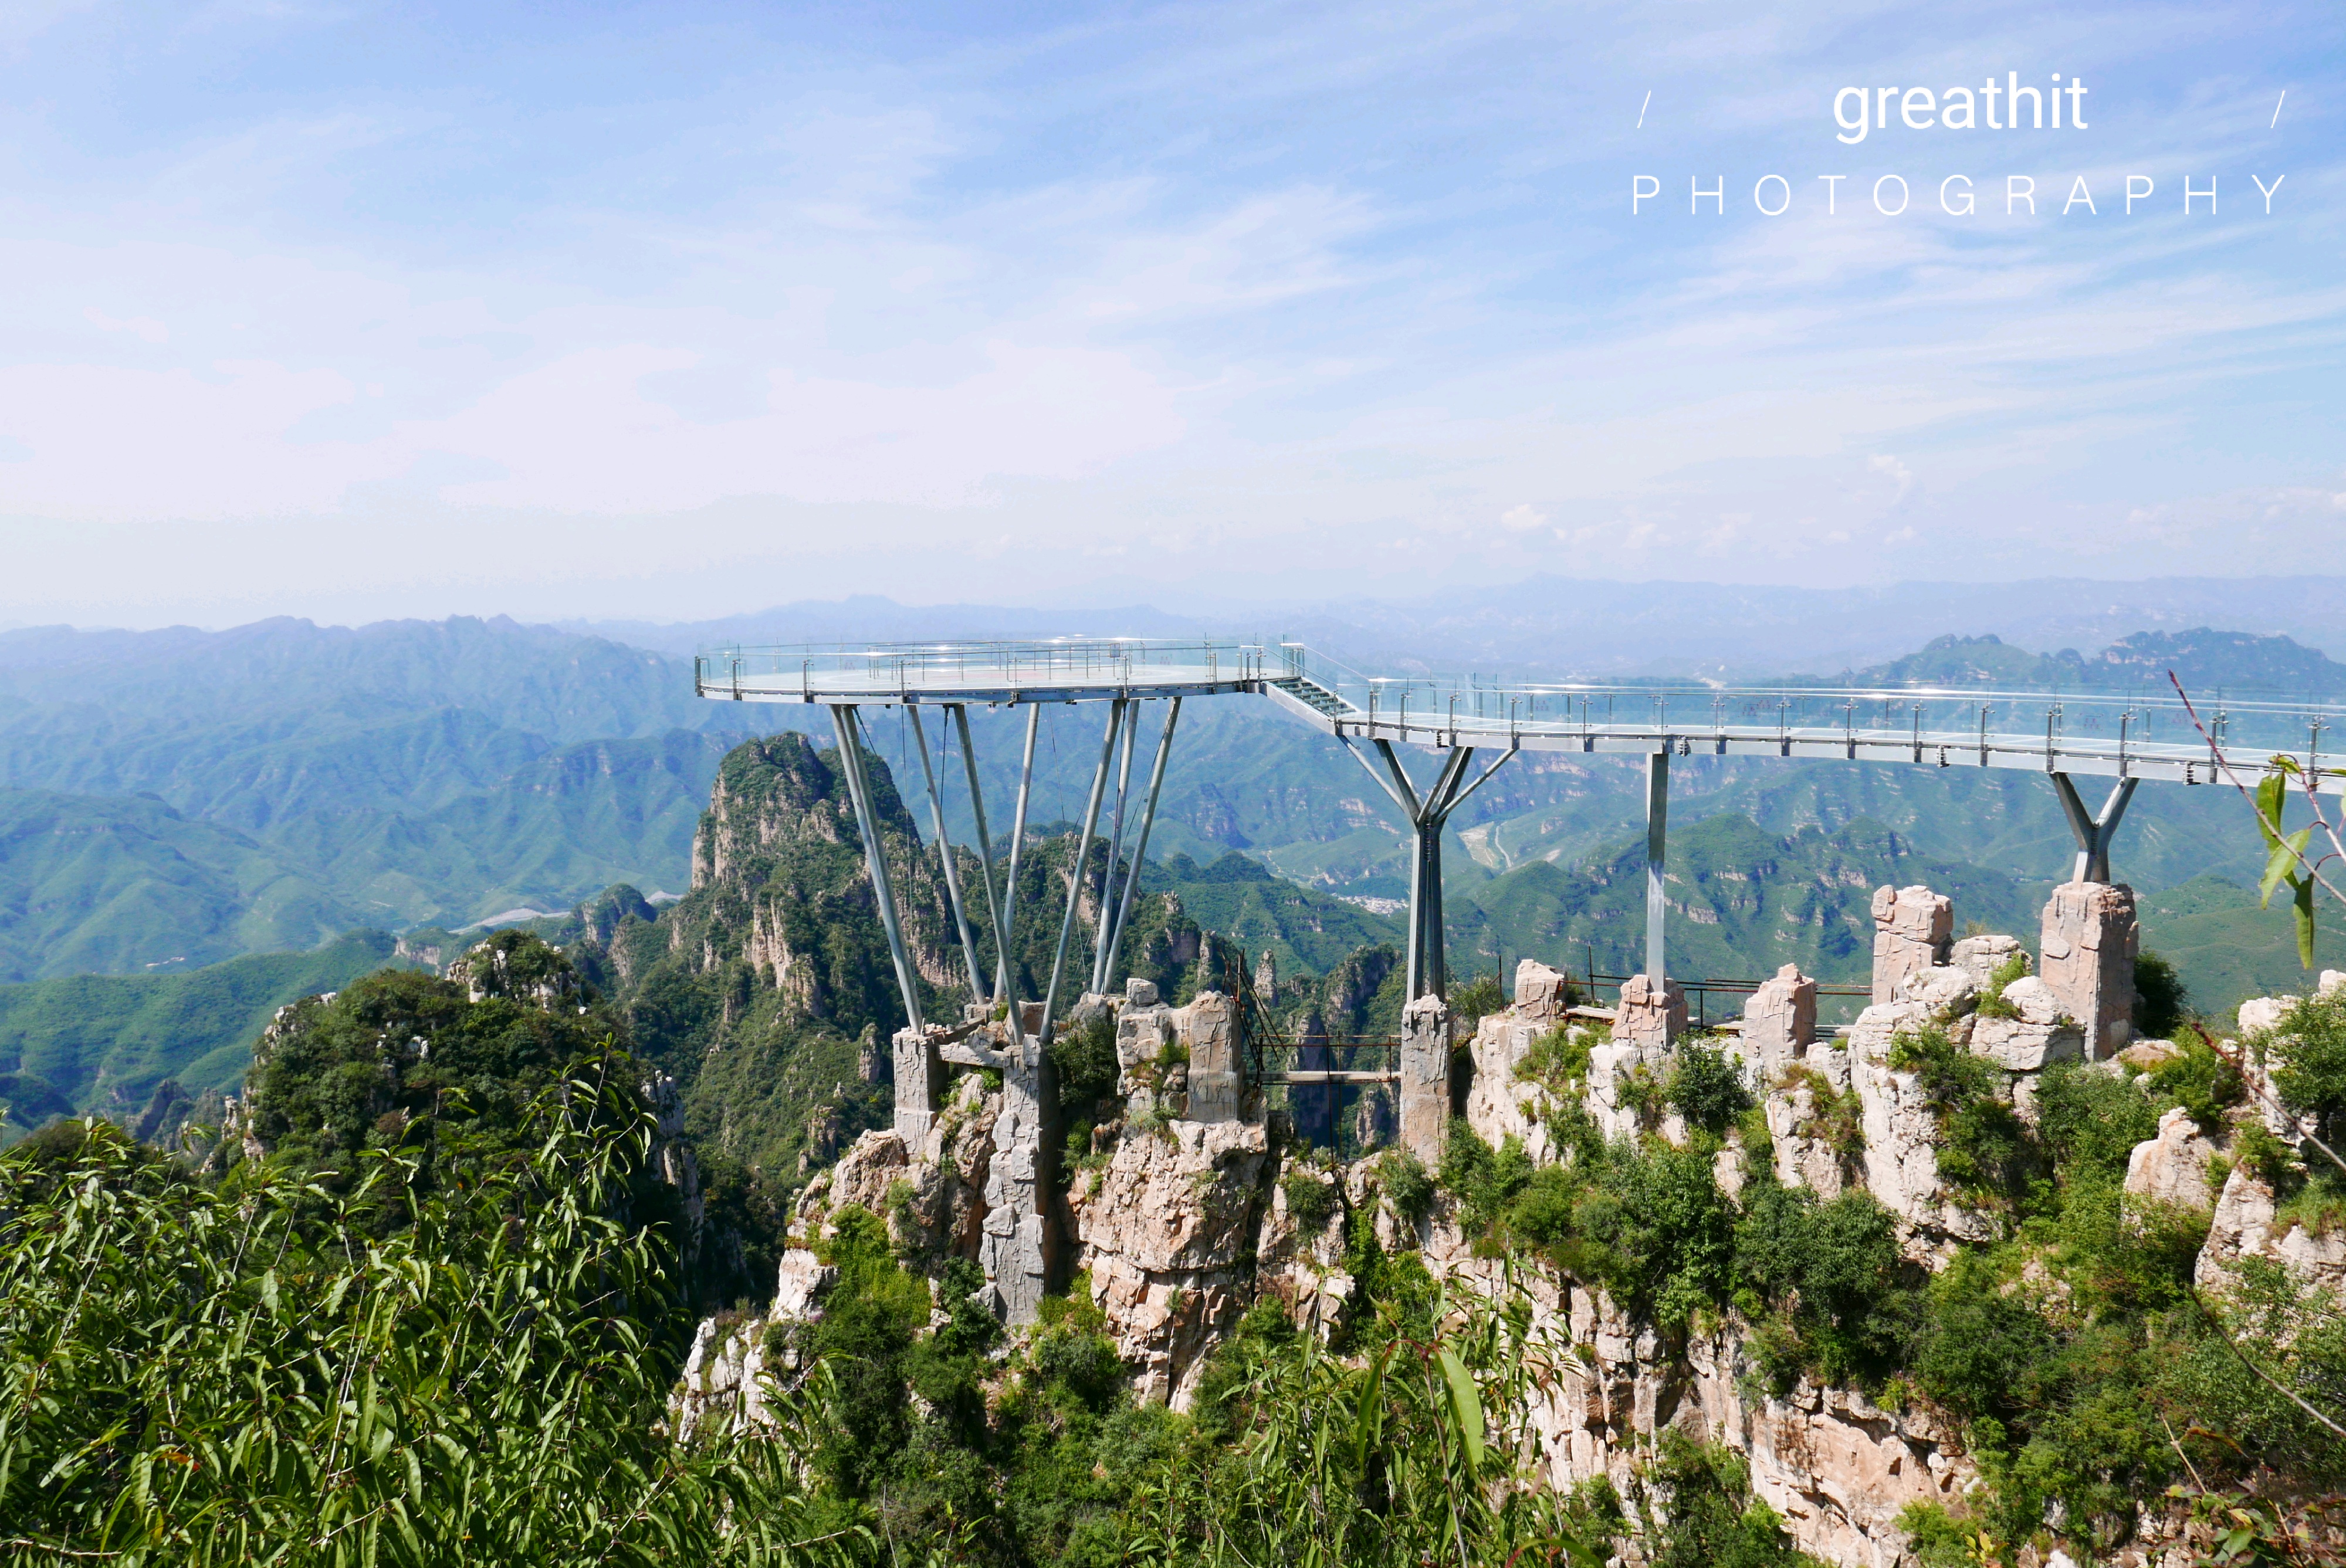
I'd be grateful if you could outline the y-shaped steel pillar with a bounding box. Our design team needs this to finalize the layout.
[2050,773,2137,884]
[1344,735,1518,1000]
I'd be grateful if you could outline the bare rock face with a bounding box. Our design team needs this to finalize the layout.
[1252,1165,1354,1337]
[1892,964,1978,1023]
[1463,1010,1556,1162]
[2039,880,2139,1059]
[1419,1263,1969,1568]
[641,1070,704,1230]
[1074,1118,1272,1407]
[773,1248,838,1318]
[1586,1035,1667,1144]
[1118,1000,1177,1086]
[1950,932,2026,989]
[2124,1108,2220,1211]
[1870,886,1952,1006]
[1847,1003,1996,1244]
[1971,976,2086,1074]
[1182,991,1244,1124]
[800,1129,913,1238]
[2196,1163,2346,1296]
[795,1075,1000,1261]
[1743,964,1817,1075]
[1513,959,1576,1022]
[1766,1072,1851,1201]
[1615,973,1685,1051]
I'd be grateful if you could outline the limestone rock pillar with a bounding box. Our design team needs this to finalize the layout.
[1399,993,1453,1166]
[2039,880,2138,1058]
[1183,991,1243,1123]
[1741,963,1816,1076]
[1513,958,1575,1022]
[1614,973,1685,1052]
[892,1025,945,1142]
[1870,885,1952,1005]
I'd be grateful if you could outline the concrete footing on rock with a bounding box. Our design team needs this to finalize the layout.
[2039,880,2139,1059]
[1614,973,1685,1051]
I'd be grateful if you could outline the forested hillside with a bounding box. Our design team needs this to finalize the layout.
[0,617,764,974]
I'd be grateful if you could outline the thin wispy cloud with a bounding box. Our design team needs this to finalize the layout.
[0,0,2338,625]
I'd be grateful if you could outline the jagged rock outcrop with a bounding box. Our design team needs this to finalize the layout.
[2123,1106,2220,1212]
[1846,1001,1997,1245]
[798,1071,1000,1258]
[2196,1164,2346,1295]
[1744,963,1817,1074]
[1870,885,1952,1005]
[1417,1231,1969,1568]
[1070,1117,1272,1407]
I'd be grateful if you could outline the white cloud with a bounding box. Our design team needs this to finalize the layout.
[1498,502,1547,531]
[1868,454,1914,504]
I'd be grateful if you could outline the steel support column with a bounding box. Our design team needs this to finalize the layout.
[1646,750,1670,983]
[1088,700,1142,994]
[1105,696,1182,982]
[829,704,923,1034]
[997,705,1044,1011]
[951,703,1017,1015]
[2050,773,2137,884]
[908,707,987,1001]
[1038,699,1125,1050]
[1343,735,1518,1000]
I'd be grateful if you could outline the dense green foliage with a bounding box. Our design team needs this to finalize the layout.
[0,930,402,1142]
[0,1058,845,1567]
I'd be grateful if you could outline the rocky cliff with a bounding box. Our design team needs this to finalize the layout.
[667,863,2346,1565]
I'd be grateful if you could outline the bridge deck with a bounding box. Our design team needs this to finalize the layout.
[696,636,2344,793]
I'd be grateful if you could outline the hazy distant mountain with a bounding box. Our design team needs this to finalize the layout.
[0,605,2328,1018]
[573,575,2346,682]
[0,618,766,967]
[1818,629,2346,697]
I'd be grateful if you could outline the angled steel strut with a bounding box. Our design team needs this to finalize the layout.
[828,704,923,1034]
[1342,733,1518,1000]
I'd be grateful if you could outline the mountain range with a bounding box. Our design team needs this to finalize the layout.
[2,591,2339,1138]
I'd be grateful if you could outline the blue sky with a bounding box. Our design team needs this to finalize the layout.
[0,1,2338,626]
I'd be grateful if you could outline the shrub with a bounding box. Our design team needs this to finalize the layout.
[2270,990,2346,1152]
[1514,1023,1593,1088]
[1733,1183,1915,1387]
[1889,1025,2036,1207]
[1972,950,2031,1021]
[2035,1059,2162,1185]
[1376,1147,1437,1223]
[1051,1010,1123,1106]
[1668,1039,1753,1139]
[2143,1036,2245,1134]
[2133,950,2189,1039]
[1646,1431,1808,1568]
[1448,972,1507,1030]
[1281,1166,1340,1231]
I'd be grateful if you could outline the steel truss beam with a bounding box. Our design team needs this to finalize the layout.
[1088,700,1141,994]
[952,704,1017,1020]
